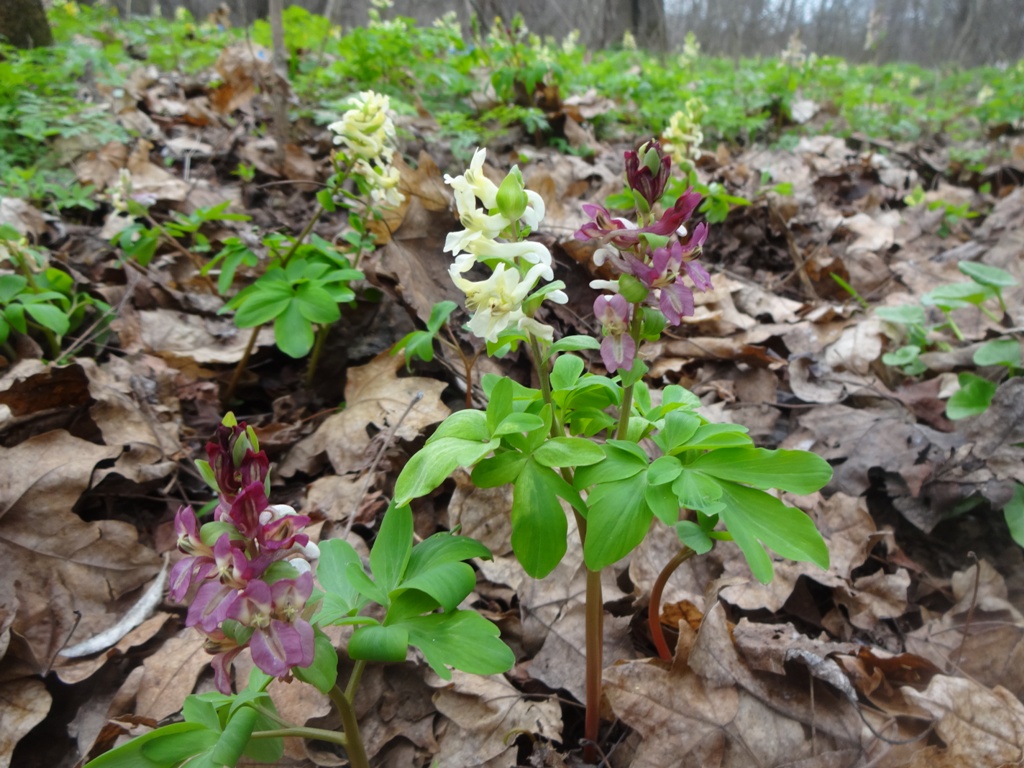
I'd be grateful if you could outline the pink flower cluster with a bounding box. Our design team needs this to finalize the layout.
[575,140,711,372]
[169,421,318,693]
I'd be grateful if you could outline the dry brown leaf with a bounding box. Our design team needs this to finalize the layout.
[0,429,159,672]
[56,612,172,685]
[0,677,51,768]
[282,351,449,478]
[127,140,188,202]
[132,630,208,722]
[902,675,1024,764]
[133,308,276,365]
[906,560,1024,695]
[834,569,911,631]
[429,670,561,767]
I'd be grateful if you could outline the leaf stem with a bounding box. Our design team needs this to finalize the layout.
[329,683,369,768]
[306,322,330,386]
[582,566,603,764]
[345,658,367,702]
[648,546,696,661]
[250,726,348,745]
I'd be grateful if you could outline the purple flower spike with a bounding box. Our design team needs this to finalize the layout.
[188,581,241,633]
[225,482,269,539]
[250,618,315,677]
[595,294,635,373]
[625,140,671,208]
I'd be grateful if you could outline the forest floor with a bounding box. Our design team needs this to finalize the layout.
[2,27,1024,768]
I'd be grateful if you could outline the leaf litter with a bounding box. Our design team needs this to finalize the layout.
[1,27,1023,768]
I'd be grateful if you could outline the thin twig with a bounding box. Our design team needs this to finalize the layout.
[344,390,424,537]
[950,551,980,673]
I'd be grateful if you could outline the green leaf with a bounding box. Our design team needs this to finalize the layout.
[647,455,683,485]
[550,353,585,390]
[493,412,546,436]
[24,302,69,335]
[291,629,339,693]
[675,520,714,554]
[348,623,409,663]
[274,300,315,358]
[431,409,491,442]
[656,410,702,453]
[876,305,927,326]
[532,437,605,468]
[394,436,498,506]
[296,282,342,323]
[511,460,570,577]
[922,281,994,310]
[485,376,514,436]
[394,561,476,611]
[947,372,997,420]
[426,300,458,332]
[84,723,212,768]
[0,274,27,302]
[405,533,492,576]
[646,481,681,525]
[344,560,389,605]
[672,471,724,514]
[207,703,260,767]
[316,539,364,611]
[574,441,648,488]
[973,339,1021,368]
[371,503,413,594]
[687,447,832,494]
[716,480,829,583]
[1004,484,1024,549]
[584,472,652,569]
[958,261,1017,288]
[232,289,291,327]
[678,423,752,450]
[399,610,515,679]
[472,450,528,487]
[547,334,601,357]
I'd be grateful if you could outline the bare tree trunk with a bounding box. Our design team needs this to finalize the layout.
[269,0,290,168]
[0,0,53,48]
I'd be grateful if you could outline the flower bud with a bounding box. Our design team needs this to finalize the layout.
[624,139,671,208]
[495,166,528,222]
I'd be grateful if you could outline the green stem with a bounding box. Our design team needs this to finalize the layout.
[306,323,330,386]
[223,204,325,405]
[250,726,348,746]
[614,309,645,439]
[648,546,696,661]
[345,659,366,703]
[223,325,261,406]
[329,683,369,768]
[280,207,324,269]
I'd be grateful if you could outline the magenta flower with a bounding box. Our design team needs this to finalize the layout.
[188,580,241,633]
[205,423,269,502]
[595,294,636,372]
[220,481,269,539]
[205,630,246,695]
[228,575,314,677]
[574,189,703,253]
[625,140,671,208]
[173,415,320,693]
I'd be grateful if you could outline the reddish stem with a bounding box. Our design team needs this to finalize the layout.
[648,547,696,661]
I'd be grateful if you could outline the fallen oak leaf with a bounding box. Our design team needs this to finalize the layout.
[59,555,169,659]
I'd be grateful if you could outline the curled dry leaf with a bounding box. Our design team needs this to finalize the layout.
[902,675,1024,764]
[0,678,51,768]
[429,669,562,767]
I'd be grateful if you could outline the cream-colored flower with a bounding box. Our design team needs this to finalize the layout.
[328,91,396,162]
[450,262,554,342]
[353,158,404,207]
[444,148,500,210]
